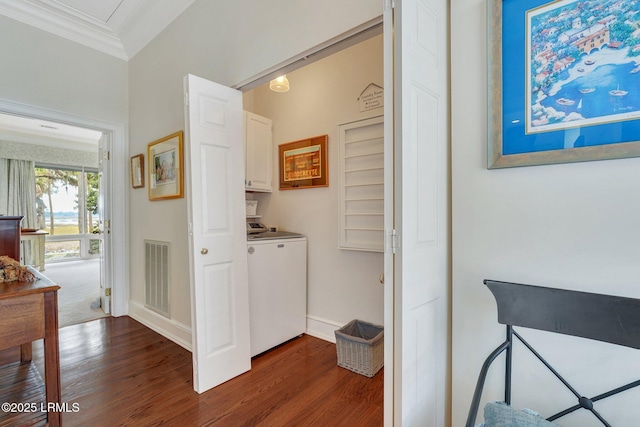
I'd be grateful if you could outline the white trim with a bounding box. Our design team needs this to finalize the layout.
[305,315,344,343]
[0,0,195,61]
[128,301,192,351]
[0,0,126,60]
[383,3,395,425]
[233,16,383,92]
[0,98,129,318]
[133,311,346,349]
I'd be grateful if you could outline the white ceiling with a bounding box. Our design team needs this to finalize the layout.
[0,0,194,150]
[0,0,195,60]
[0,112,103,152]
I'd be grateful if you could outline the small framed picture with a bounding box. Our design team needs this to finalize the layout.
[130,154,144,188]
[148,131,184,200]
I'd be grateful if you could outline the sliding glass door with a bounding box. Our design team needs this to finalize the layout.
[34,166,100,261]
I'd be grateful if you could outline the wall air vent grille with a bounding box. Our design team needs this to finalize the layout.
[144,240,170,318]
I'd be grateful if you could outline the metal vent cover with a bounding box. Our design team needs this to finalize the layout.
[144,240,170,317]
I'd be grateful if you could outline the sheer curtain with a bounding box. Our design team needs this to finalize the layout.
[0,158,36,228]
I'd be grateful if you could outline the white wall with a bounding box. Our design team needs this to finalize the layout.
[0,16,128,125]
[127,0,382,343]
[452,1,640,426]
[246,34,384,338]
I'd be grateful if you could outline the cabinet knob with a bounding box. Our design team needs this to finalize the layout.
[379,273,384,284]
[201,248,209,255]
[248,247,255,254]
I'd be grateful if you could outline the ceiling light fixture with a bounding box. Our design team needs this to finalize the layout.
[269,75,290,92]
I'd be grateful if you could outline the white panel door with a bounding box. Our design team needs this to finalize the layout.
[184,74,251,393]
[385,0,449,425]
[98,132,111,315]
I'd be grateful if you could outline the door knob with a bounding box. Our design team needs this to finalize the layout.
[379,273,384,284]
[201,248,208,255]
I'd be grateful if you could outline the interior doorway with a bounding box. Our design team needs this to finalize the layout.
[0,101,127,324]
[240,24,385,342]
[239,23,386,402]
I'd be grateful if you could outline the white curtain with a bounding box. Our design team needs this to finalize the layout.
[0,158,36,228]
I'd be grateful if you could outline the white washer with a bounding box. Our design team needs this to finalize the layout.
[246,232,307,357]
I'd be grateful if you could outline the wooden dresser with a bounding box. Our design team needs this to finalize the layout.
[0,215,62,426]
[0,216,23,260]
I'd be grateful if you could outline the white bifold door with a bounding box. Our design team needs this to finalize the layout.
[183,74,251,393]
[384,0,450,425]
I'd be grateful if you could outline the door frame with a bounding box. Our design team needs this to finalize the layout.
[0,97,129,317]
[382,3,395,425]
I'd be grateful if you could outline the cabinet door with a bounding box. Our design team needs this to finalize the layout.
[244,111,272,192]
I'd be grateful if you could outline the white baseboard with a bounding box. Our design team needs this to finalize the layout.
[306,315,343,343]
[128,301,192,351]
[128,304,341,348]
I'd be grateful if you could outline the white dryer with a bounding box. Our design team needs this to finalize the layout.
[246,231,307,357]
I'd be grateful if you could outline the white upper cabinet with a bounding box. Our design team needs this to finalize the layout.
[244,111,272,192]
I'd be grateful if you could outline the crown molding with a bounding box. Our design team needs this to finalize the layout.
[0,0,195,61]
[0,0,127,60]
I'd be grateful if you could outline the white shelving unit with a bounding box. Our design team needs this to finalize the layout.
[338,116,384,252]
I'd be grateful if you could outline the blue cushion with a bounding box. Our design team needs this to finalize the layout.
[482,402,561,427]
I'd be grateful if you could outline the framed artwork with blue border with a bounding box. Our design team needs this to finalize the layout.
[488,0,640,168]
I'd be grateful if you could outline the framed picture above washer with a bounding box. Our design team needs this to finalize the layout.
[279,135,328,190]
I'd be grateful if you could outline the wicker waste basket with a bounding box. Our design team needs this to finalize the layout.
[335,319,384,377]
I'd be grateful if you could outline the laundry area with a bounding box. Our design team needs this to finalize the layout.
[241,33,384,356]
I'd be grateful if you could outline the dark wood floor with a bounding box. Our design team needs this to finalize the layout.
[0,316,383,426]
